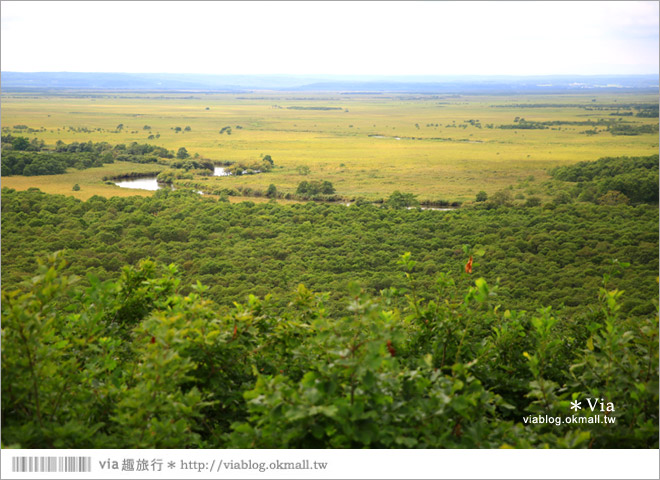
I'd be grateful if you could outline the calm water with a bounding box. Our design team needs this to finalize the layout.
[115,176,207,195]
[115,166,228,191]
[115,172,455,208]
[114,177,171,191]
[369,135,401,140]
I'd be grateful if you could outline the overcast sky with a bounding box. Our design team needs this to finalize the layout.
[1,1,658,76]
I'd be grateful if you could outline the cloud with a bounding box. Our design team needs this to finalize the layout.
[1,1,658,75]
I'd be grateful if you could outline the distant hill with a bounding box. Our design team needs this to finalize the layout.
[1,72,658,94]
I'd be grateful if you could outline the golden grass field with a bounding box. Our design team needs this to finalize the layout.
[2,91,658,202]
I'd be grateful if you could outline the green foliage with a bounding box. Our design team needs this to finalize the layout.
[607,123,658,136]
[156,170,193,183]
[635,105,659,118]
[1,145,114,175]
[3,252,656,448]
[170,159,214,171]
[266,184,277,198]
[476,191,488,202]
[552,191,573,206]
[1,256,217,447]
[567,287,659,447]
[485,190,513,208]
[552,155,657,182]
[296,180,336,196]
[2,152,68,175]
[499,118,632,131]
[385,191,419,209]
[176,147,190,159]
[225,158,274,176]
[0,139,180,176]
[2,188,657,319]
[597,191,630,206]
[550,155,658,204]
[499,120,549,130]
[1,134,40,151]
[117,142,172,159]
[524,196,542,207]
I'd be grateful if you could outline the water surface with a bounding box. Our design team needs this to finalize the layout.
[114,177,170,191]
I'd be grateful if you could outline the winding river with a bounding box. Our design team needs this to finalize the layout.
[114,168,458,211]
[114,166,230,192]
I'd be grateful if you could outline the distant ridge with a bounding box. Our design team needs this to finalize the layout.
[2,72,658,94]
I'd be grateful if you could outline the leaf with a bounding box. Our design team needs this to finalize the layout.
[394,435,418,447]
[423,354,433,368]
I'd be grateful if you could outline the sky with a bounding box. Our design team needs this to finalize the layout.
[1,1,658,76]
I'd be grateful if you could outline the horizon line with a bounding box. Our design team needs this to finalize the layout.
[2,71,659,77]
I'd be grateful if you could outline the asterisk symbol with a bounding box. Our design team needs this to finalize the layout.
[570,400,582,411]
[168,461,176,469]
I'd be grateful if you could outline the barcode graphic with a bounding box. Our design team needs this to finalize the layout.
[11,456,92,473]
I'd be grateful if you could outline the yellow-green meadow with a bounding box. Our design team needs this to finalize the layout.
[2,91,658,202]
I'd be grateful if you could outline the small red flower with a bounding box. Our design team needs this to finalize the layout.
[150,336,156,344]
[232,324,238,339]
[386,340,396,357]
[465,255,473,274]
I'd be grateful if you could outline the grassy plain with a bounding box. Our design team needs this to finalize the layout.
[2,91,658,202]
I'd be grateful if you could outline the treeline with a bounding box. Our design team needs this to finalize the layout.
[155,159,217,183]
[171,180,345,203]
[296,179,336,196]
[1,151,111,176]
[551,155,658,204]
[492,102,659,112]
[0,136,122,176]
[497,118,658,135]
[2,187,657,318]
[499,119,613,130]
[607,123,659,136]
[171,159,215,171]
[224,156,274,176]
[1,134,47,151]
[174,176,344,203]
[0,137,185,176]
[635,104,659,118]
[1,252,657,448]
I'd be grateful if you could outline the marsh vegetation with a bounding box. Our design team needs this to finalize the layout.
[1,89,658,449]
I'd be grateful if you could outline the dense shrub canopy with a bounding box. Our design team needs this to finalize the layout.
[551,155,658,204]
[1,151,658,448]
[0,139,181,176]
[1,252,657,448]
[2,188,657,317]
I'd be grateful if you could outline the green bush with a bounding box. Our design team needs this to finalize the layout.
[385,191,419,209]
[551,155,658,204]
[2,252,657,448]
